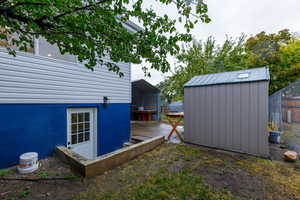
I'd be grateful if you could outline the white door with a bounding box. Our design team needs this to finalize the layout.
[67,108,97,160]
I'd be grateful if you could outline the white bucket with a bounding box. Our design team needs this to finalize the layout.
[17,152,39,174]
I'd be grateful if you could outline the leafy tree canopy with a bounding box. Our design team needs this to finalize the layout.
[158,29,300,102]
[158,35,247,102]
[0,0,210,76]
[245,29,300,93]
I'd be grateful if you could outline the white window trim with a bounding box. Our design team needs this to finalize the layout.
[35,38,79,64]
[66,107,98,159]
[34,38,39,56]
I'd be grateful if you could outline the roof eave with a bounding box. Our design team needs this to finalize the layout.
[123,20,143,32]
[132,79,160,93]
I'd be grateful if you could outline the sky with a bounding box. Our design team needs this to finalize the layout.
[131,0,300,85]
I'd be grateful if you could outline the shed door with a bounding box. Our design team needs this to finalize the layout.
[67,108,97,160]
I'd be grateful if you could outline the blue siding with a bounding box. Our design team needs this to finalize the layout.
[0,103,130,169]
[98,104,131,155]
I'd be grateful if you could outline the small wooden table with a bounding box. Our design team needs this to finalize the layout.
[166,112,184,141]
[132,110,157,121]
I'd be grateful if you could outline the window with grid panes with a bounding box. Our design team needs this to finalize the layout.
[71,112,90,144]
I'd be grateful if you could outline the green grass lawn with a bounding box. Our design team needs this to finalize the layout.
[73,143,300,200]
[2,143,299,200]
[96,169,238,200]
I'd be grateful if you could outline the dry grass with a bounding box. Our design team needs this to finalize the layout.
[74,143,300,200]
[2,143,299,200]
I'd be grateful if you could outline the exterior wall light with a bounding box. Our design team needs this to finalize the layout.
[103,96,110,108]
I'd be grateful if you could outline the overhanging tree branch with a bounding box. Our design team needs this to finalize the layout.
[0,0,211,76]
[0,0,8,4]
[9,2,48,9]
[0,8,54,29]
[53,0,111,20]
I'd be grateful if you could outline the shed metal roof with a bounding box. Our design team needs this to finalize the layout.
[132,79,160,93]
[184,67,270,87]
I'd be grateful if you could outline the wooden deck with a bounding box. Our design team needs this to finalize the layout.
[131,121,183,143]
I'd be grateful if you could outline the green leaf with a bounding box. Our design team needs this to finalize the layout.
[0,0,210,76]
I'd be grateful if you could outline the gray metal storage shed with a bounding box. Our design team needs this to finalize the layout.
[184,67,270,157]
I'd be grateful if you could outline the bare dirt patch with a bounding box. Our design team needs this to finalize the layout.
[0,156,96,200]
[1,143,300,200]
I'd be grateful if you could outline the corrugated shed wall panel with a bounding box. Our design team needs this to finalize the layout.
[219,85,227,149]
[184,81,269,157]
[184,88,192,142]
[208,86,214,147]
[232,83,241,151]
[198,87,205,144]
[190,88,196,142]
[213,86,218,147]
[249,83,258,155]
[225,85,233,150]
[241,83,250,153]
[0,51,130,104]
[203,87,209,145]
[193,88,200,143]
[205,87,212,146]
[258,82,269,156]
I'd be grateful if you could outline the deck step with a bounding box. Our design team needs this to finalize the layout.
[131,135,152,142]
[123,142,134,147]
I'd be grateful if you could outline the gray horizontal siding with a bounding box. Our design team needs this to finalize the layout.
[0,50,131,104]
[184,81,269,157]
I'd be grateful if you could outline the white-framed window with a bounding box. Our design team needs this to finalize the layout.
[38,37,77,63]
[0,30,76,62]
[70,111,91,145]
[67,107,97,160]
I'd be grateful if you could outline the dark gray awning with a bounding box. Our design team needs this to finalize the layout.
[132,79,160,93]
